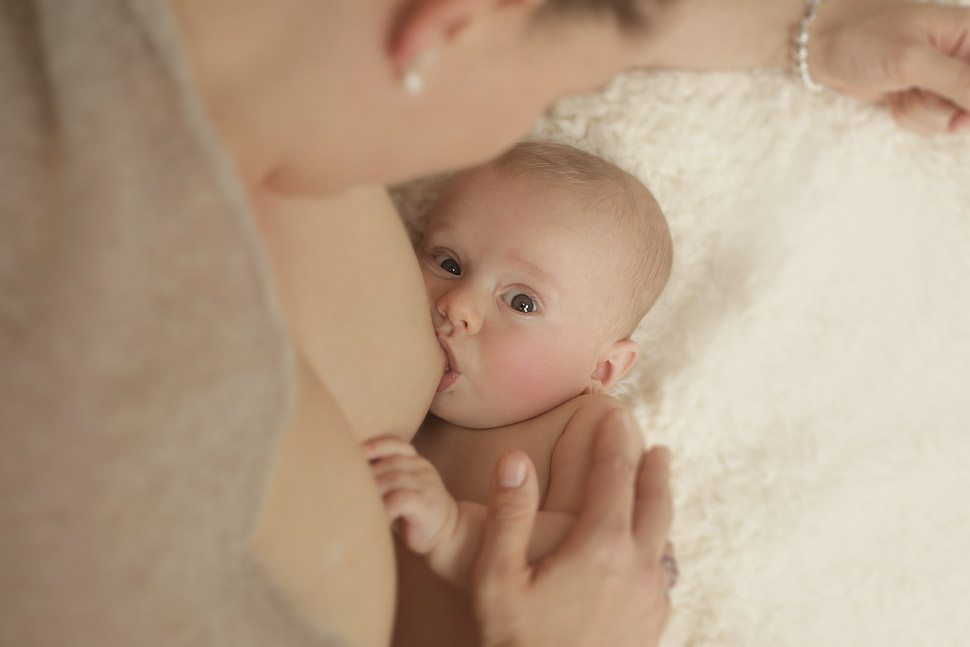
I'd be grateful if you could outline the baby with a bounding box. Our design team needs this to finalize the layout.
[365,142,672,646]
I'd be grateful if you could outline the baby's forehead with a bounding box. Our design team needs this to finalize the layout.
[435,170,639,258]
[436,166,613,226]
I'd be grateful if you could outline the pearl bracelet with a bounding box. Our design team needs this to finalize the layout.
[793,0,825,92]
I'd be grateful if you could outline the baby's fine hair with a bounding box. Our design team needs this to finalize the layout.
[491,141,672,338]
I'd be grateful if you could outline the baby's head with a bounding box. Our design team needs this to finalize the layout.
[420,141,672,429]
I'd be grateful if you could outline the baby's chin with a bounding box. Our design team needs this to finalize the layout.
[429,395,530,430]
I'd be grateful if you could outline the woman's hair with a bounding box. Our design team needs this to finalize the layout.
[539,0,661,31]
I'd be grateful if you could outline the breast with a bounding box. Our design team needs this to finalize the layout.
[256,185,444,441]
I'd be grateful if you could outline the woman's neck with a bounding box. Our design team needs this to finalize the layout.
[167,0,399,197]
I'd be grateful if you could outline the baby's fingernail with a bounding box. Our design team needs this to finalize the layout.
[497,454,527,488]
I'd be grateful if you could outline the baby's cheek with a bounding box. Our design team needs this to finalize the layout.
[486,336,579,415]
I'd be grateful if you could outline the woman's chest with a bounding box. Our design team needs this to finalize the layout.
[256,185,444,440]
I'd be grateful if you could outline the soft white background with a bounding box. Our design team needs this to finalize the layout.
[535,69,970,647]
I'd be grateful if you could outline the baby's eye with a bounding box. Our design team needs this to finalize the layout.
[504,292,538,314]
[434,254,461,276]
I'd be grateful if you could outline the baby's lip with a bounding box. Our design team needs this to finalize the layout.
[435,333,460,374]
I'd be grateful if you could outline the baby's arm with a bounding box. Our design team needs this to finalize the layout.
[363,437,576,589]
[363,436,464,584]
[363,395,630,588]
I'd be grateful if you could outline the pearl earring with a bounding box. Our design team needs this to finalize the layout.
[401,50,435,96]
[403,65,424,95]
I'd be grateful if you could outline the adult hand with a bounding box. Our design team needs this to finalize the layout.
[472,409,674,647]
[812,1,970,134]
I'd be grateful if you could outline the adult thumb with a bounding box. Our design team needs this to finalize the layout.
[474,450,539,597]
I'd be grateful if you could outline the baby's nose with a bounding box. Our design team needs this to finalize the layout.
[436,288,483,335]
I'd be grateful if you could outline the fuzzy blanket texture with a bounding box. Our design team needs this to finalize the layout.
[398,67,970,647]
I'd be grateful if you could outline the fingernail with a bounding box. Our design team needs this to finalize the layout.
[498,454,527,488]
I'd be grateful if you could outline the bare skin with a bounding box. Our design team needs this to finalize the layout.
[254,186,443,441]
[249,360,400,646]
[391,394,624,647]
[250,186,444,646]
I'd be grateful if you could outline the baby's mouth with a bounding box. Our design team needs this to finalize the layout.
[436,334,461,393]
[435,334,459,371]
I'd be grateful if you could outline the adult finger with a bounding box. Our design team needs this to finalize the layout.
[947,110,970,134]
[889,89,961,135]
[895,45,970,115]
[632,446,673,562]
[564,408,643,549]
[474,451,540,597]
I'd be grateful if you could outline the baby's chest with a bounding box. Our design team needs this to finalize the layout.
[415,413,572,505]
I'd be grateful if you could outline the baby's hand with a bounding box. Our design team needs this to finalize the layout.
[362,437,459,555]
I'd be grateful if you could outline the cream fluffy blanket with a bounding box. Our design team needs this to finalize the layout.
[537,69,970,646]
[398,67,970,646]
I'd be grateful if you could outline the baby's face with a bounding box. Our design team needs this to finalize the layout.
[419,169,628,429]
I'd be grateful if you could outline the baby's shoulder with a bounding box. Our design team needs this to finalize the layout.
[551,393,628,461]
[524,392,624,429]
[541,393,628,514]
[561,392,627,429]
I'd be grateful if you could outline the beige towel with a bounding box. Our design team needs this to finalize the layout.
[0,1,335,644]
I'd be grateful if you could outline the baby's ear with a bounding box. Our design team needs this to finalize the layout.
[589,340,639,393]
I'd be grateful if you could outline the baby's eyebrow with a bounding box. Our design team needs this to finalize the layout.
[508,252,559,293]
[421,223,455,245]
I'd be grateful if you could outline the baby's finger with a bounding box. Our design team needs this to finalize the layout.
[889,89,961,135]
[362,436,418,461]
[374,466,429,495]
[382,488,438,528]
[383,490,437,550]
[368,453,433,479]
